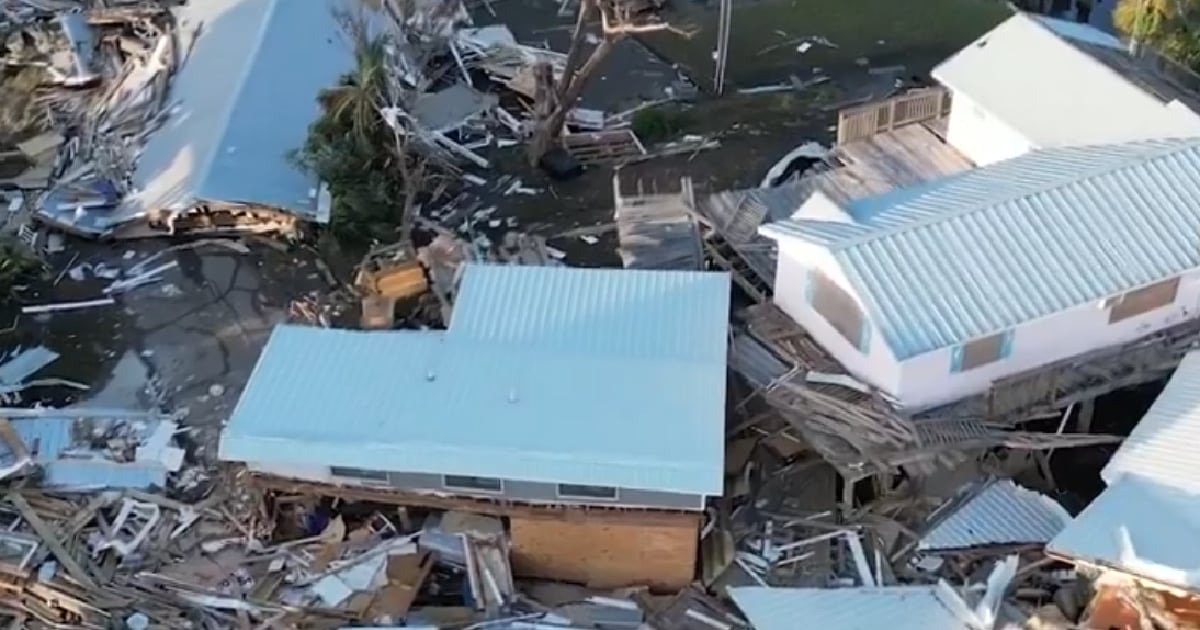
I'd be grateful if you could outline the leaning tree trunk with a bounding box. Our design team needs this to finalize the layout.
[526,36,617,165]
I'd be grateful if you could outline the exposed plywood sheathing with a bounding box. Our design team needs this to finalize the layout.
[509,511,700,590]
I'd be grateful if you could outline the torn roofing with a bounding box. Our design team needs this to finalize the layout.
[123,0,358,222]
[932,13,1200,150]
[729,586,973,630]
[219,264,732,496]
[1048,476,1200,591]
[0,412,175,490]
[918,479,1071,552]
[761,137,1200,359]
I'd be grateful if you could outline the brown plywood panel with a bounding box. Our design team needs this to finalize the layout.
[509,512,699,590]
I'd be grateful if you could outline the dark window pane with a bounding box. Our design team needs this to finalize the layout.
[557,484,617,499]
[443,475,503,492]
[330,466,388,482]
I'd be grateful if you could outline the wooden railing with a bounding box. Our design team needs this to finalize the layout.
[836,87,952,145]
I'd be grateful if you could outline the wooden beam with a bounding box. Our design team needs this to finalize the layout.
[7,493,94,588]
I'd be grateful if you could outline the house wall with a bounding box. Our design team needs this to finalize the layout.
[246,462,705,511]
[772,240,901,395]
[508,510,700,590]
[945,90,1036,166]
[898,270,1200,410]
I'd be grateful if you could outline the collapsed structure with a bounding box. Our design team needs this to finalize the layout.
[219,263,732,589]
[762,137,1200,411]
[38,0,354,236]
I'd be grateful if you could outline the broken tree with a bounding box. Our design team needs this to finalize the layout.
[526,0,689,165]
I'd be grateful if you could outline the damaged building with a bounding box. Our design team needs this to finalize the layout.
[758,137,1200,411]
[39,0,353,236]
[219,263,732,589]
[1047,349,1200,627]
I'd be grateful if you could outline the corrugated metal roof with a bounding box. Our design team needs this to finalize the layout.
[932,13,1200,150]
[728,586,970,630]
[123,0,355,221]
[1047,476,1200,590]
[1102,350,1200,490]
[449,264,730,363]
[1049,349,1200,589]
[220,265,731,495]
[918,479,1071,551]
[761,138,1200,359]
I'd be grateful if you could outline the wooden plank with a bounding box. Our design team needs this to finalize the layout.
[7,493,94,588]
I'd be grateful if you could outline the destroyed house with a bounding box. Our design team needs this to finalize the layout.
[932,12,1200,166]
[220,264,731,588]
[759,137,1200,411]
[1048,349,1200,596]
[220,264,731,508]
[42,0,355,236]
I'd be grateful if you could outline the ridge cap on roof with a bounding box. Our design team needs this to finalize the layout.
[824,138,1200,252]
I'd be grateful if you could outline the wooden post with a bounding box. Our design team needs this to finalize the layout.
[1076,398,1096,434]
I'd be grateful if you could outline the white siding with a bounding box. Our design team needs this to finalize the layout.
[897,269,1200,410]
[945,91,1036,166]
[773,241,901,396]
[249,461,333,481]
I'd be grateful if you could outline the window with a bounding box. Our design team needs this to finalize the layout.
[1108,278,1179,324]
[330,466,388,483]
[443,475,504,493]
[807,270,868,351]
[951,331,1012,373]
[556,484,618,500]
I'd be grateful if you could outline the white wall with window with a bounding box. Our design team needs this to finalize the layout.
[898,271,1200,410]
[772,241,902,397]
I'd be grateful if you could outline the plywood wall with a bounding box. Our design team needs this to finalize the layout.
[508,511,700,590]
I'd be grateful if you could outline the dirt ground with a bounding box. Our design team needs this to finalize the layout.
[643,0,1011,90]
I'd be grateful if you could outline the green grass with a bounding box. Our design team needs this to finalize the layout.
[643,0,1011,90]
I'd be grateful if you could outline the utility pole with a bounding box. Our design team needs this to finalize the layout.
[713,0,732,95]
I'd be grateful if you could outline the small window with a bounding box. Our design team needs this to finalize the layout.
[557,484,618,500]
[330,466,388,482]
[1109,278,1179,324]
[443,475,504,493]
[952,331,1012,373]
[807,270,868,351]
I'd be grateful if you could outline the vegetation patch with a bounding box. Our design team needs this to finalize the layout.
[631,105,694,143]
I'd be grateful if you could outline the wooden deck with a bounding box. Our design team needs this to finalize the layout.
[613,175,703,271]
[694,123,972,302]
[814,122,974,204]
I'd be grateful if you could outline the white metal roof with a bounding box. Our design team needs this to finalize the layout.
[729,586,972,630]
[918,479,1071,551]
[1048,351,1200,590]
[123,0,354,221]
[1048,476,1200,590]
[1103,350,1200,491]
[932,13,1200,150]
[219,265,731,496]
